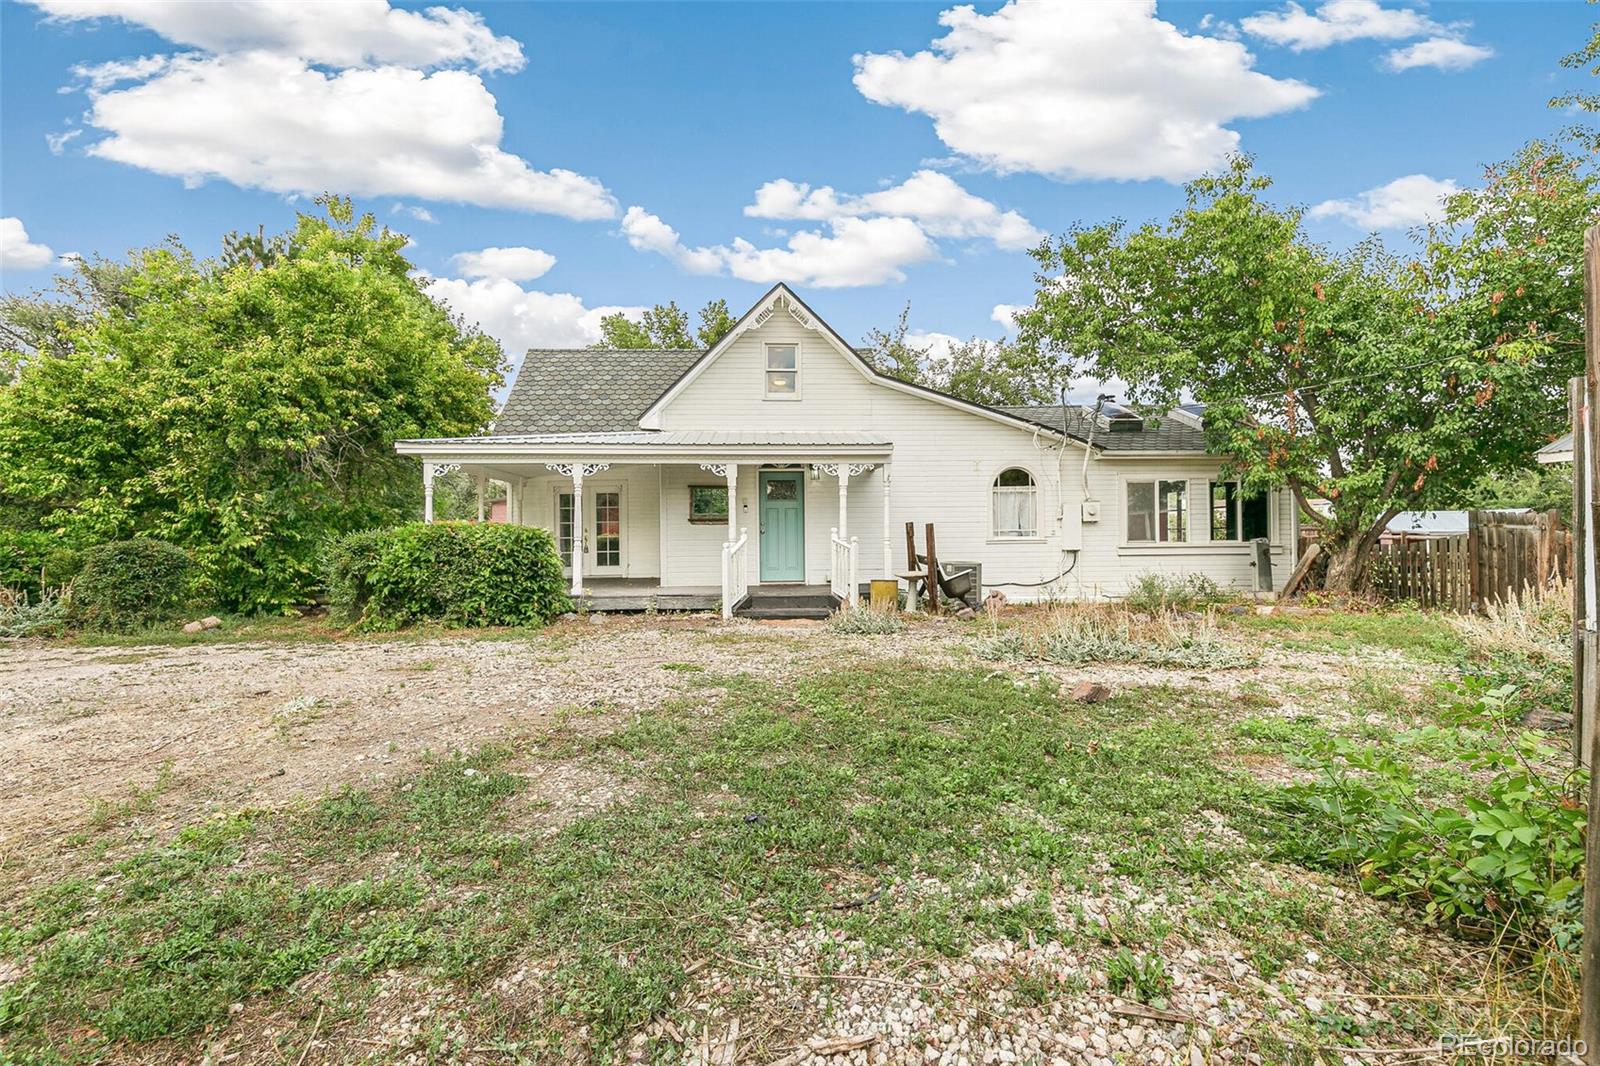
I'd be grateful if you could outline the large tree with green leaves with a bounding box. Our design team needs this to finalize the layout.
[1017,146,1597,593]
[594,298,735,349]
[0,197,503,612]
[860,303,1055,406]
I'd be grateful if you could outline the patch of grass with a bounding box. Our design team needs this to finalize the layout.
[1230,608,1461,664]
[85,762,177,829]
[825,604,906,635]
[1105,947,1171,1005]
[4,667,1259,1061]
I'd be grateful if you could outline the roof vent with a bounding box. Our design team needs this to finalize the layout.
[1107,415,1144,432]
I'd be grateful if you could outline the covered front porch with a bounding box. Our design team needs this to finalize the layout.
[395,431,895,617]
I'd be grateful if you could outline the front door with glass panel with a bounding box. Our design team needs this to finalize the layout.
[758,471,804,582]
[555,485,625,576]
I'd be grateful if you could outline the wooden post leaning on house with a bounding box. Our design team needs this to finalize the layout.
[924,523,939,613]
[1466,508,1482,612]
[1577,226,1600,1066]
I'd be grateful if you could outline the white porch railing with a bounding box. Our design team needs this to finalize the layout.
[721,527,750,619]
[830,528,859,607]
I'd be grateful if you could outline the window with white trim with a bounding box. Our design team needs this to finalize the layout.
[992,468,1037,538]
[1209,481,1269,541]
[765,343,798,397]
[1127,479,1188,542]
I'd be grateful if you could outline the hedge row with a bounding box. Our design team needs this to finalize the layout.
[325,522,570,629]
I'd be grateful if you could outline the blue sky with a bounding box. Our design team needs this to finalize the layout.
[1,0,1594,378]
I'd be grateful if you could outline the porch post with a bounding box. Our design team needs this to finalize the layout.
[476,471,486,523]
[423,462,435,523]
[837,465,850,540]
[881,462,892,579]
[546,462,610,597]
[726,464,738,547]
[570,472,583,594]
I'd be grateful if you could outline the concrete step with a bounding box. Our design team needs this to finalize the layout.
[745,594,836,609]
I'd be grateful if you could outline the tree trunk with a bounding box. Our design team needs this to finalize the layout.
[1321,539,1369,595]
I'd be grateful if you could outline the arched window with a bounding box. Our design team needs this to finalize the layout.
[992,468,1037,538]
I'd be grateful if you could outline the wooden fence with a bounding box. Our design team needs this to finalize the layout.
[1361,509,1571,612]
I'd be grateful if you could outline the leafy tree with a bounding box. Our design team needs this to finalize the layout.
[695,298,736,347]
[1553,8,1600,126]
[594,298,733,349]
[0,197,503,612]
[1017,149,1597,592]
[861,303,1056,405]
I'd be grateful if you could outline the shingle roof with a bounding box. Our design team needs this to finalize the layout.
[495,348,706,434]
[997,405,1211,453]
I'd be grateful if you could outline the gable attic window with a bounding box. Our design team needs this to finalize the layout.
[765,343,798,398]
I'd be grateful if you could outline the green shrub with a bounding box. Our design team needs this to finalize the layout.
[1123,572,1231,613]
[71,538,193,631]
[326,522,570,629]
[323,528,390,622]
[1269,683,1585,947]
[826,604,906,634]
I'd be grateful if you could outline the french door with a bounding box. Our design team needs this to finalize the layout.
[555,484,625,576]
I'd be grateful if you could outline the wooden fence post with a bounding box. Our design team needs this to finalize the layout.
[1466,509,1482,612]
[1577,226,1600,1065]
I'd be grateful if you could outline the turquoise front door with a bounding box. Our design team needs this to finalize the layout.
[758,471,805,582]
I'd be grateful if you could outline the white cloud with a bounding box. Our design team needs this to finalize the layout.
[746,170,1043,251]
[1309,173,1459,229]
[0,218,56,271]
[1384,37,1493,71]
[70,54,172,91]
[32,0,524,72]
[78,53,616,219]
[1239,0,1433,50]
[905,330,965,363]
[852,0,1318,183]
[424,274,642,389]
[1241,1,1492,72]
[45,128,82,155]
[622,207,939,289]
[390,203,436,223]
[449,245,557,282]
[991,303,1026,331]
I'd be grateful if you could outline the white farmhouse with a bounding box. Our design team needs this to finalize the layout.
[396,284,1297,616]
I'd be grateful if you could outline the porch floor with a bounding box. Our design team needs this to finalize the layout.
[577,579,838,614]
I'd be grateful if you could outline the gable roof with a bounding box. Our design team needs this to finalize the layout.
[496,348,704,434]
[636,283,1085,444]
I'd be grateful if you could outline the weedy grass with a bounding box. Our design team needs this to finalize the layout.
[825,604,906,635]
[0,655,1572,1062]
[975,604,1258,670]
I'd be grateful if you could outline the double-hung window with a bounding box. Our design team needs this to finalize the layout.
[765,343,798,397]
[1126,480,1188,543]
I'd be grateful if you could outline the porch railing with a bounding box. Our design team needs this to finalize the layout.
[830,528,859,607]
[721,527,750,619]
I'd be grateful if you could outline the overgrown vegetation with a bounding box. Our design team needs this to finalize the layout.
[69,538,192,632]
[1122,572,1233,614]
[826,603,906,634]
[324,521,570,629]
[977,605,1258,669]
[0,586,70,638]
[0,197,503,613]
[1271,683,1584,953]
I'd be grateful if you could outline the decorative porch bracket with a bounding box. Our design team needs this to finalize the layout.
[421,462,460,523]
[544,462,611,596]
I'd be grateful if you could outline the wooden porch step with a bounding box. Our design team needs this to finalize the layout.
[736,605,833,621]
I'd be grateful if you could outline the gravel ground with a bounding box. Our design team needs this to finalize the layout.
[3,612,1488,1064]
